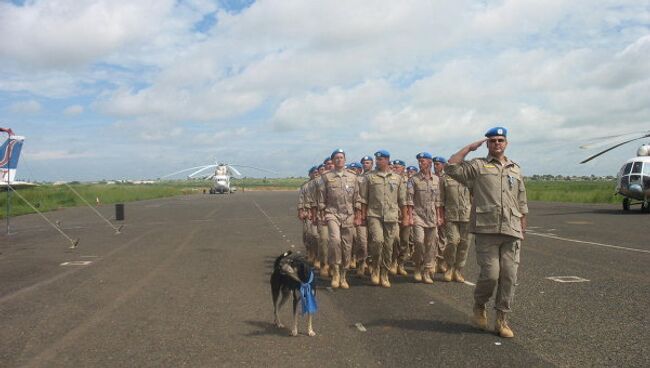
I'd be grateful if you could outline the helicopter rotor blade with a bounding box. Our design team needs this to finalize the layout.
[229,164,278,175]
[580,130,650,149]
[228,165,242,176]
[161,165,216,179]
[188,165,219,178]
[580,133,650,164]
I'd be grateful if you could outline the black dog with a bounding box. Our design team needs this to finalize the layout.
[271,251,317,336]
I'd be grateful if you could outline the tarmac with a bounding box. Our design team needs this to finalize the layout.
[0,191,648,367]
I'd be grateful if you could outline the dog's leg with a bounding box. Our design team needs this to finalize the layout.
[272,281,282,327]
[275,288,290,328]
[307,314,316,336]
[290,290,299,336]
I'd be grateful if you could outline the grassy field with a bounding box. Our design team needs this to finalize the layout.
[0,179,620,219]
[525,180,618,204]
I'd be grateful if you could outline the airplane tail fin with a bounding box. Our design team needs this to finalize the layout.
[1,128,24,184]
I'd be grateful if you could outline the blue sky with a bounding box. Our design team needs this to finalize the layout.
[1,0,649,181]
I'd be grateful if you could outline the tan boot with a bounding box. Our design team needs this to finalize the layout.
[356,261,367,277]
[443,267,453,282]
[320,264,329,278]
[331,265,340,288]
[370,265,380,285]
[350,258,357,269]
[389,260,398,275]
[453,268,465,283]
[340,269,349,289]
[397,262,408,276]
[314,259,321,270]
[495,311,514,338]
[414,270,422,282]
[422,270,434,284]
[380,268,391,288]
[472,304,488,330]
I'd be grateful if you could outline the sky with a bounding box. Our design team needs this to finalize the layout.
[0,0,649,181]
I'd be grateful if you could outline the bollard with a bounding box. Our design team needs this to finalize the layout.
[115,203,125,221]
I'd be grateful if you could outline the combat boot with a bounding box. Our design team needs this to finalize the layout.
[320,264,329,279]
[314,259,321,270]
[422,269,434,284]
[370,265,380,285]
[350,258,357,269]
[453,268,465,283]
[331,265,340,288]
[472,304,488,330]
[413,262,424,282]
[356,261,367,277]
[389,260,398,275]
[443,267,453,282]
[495,311,514,338]
[380,268,391,288]
[397,262,408,276]
[340,269,349,289]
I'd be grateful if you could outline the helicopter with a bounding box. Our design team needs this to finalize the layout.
[162,161,275,194]
[580,130,650,212]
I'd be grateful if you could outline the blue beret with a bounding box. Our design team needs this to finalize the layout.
[406,166,418,172]
[309,166,318,174]
[330,148,345,159]
[433,156,447,164]
[374,150,390,158]
[349,162,361,169]
[392,159,406,167]
[323,157,332,164]
[317,164,325,170]
[360,155,374,162]
[416,152,433,160]
[485,126,507,137]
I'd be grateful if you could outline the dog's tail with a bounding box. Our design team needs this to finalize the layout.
[273,250,293,269]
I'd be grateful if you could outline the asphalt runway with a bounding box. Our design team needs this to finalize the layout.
[1,191,648,367]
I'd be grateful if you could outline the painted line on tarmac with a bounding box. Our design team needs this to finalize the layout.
[355,322,367,332]
[464,281,476,286]
[527,231,650,254]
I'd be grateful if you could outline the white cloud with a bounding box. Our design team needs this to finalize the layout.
[8,100,42,114]
[26,150,95,161]
[64,105,84,116]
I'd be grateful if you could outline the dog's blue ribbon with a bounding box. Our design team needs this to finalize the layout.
[300,270,318,315]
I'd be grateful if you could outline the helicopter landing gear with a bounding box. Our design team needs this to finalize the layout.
[622,198,630,211]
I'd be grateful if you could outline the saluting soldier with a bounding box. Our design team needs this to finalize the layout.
[407,152,445,283]
[298,166,319,264]
[441,161,472,283]
[355,150,408,288]
[446,126,528,338]
[390,159,410,276]
[318,149,359,289]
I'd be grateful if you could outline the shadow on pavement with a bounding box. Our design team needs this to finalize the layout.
[364,318,486,335]
[243,320,292,337]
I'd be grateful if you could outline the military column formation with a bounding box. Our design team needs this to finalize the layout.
[296,126,528,338]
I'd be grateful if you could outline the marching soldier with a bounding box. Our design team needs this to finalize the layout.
[441,162,472,283]
[312,159,333,277]
[318,149,359,289]
[446,126,528,338]
[390,159,410,276]
[433,156,449,274]
[355,150,408,288]
[407,152,445,283]
[355,156,374,277]
[298,166,319,263]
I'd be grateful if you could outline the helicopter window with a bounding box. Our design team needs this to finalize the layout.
[623,162,633,175]
[621,176,629,187]
[643,163,650,176]
[631,161,643,174]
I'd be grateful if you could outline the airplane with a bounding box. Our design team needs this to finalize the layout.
[1,127,35,189]
[162,161,275,194]
[580,130,650,212]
